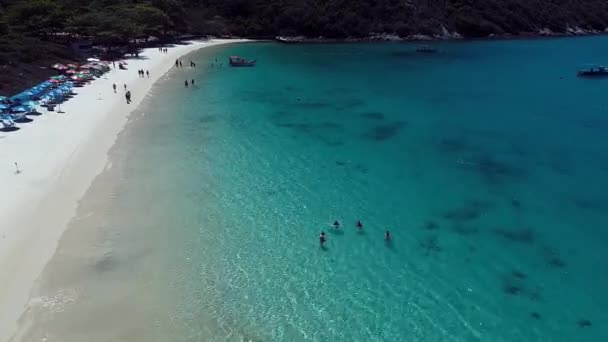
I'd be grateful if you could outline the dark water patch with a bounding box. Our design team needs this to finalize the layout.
[419,235,442,254]
[530,312,541,320]
[474,154,526,184]
[336,98,365,111]
[503,283,523,296]
[295,100,333,109]
[573,198,608,212]
[319,121,341,129]
[511,270,528,279]
[451,225,479,236]
[354,163,369,174]
[278,121,344,146]
[493,227,535,244]
[336,161,348,166]
[423,220,439,230]
[442,200,491,222]
[527,286,543,301]
[361,112,385,120]
[578,319,592,328]
[510,198,522,209]
[363,121,406,141]
[543,246,566,269]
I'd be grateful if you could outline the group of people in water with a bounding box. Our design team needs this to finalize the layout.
[319,220,392,246]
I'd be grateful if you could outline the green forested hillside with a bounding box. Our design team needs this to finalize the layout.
[2,0,608,93]
[3,0,608,40]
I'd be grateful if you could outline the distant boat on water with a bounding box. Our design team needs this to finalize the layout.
[577,64,608,77]
[416,45,438,53]
[276,36,305,44]
[229,56,256,67]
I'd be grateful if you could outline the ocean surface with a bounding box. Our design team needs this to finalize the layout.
[16,37,608,341]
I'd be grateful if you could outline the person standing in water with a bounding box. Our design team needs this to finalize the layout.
[191,79,195,85]
[184,80,189,88]
[356,221,363,229]
[385,230,392,241]
[320,232,327,246]
[333,220,340,229]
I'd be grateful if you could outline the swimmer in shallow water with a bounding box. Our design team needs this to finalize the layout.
[333,220,340,228]
[320,232,327,245]
[356,221,363,229]
[385,230,392,241]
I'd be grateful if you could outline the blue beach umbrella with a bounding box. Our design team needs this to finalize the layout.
[11,106,31,113]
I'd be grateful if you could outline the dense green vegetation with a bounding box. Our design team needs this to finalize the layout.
[2,0,608,94]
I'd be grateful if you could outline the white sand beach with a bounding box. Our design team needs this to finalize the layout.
[0,39,247,342]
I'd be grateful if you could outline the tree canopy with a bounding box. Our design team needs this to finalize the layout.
[2,0,608,42]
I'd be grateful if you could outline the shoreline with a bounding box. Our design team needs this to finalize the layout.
[272,30,608,44]
[0,38,248,342]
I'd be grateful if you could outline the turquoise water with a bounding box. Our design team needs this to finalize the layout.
[21,38,608,341]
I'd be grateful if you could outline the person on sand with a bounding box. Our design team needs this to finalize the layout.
[175,59,179,67]
[146,70,150,78]
[320,232,327,246]
[124,92,129,104]
[191,79,195,85]
[179,60,183,68]
[184,80,189,88]
[112,83,117,93]
[124,84,127,91]
[356,221,363,229]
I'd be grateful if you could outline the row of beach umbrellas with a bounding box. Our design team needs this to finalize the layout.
[1,59,111,130]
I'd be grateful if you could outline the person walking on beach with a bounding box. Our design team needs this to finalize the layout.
[113,83,117,93]
[146,70,150,78]
[184,80,189,88]
[125,90,131,104]
[179,60,183,68]
[175,59,179,67]
[124,84,127,91]
[191,79,195,85]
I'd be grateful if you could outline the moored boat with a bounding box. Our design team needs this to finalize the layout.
[229,56,256,67]
[577,64,608,77]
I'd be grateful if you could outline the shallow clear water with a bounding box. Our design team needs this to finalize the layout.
[19,38,608,341]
